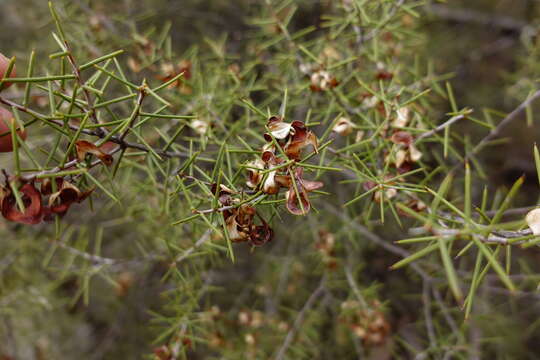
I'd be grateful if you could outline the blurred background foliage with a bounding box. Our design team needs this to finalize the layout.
[0,0,539,359]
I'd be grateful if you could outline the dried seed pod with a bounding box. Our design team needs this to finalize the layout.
[190,119,209,135]
[0,52,16,90]
[246,158,265,188]
[408,143,423,162]
[0,106,27,153]
[390,131,413,146]
[285,168,323,215]
[393,107,410,128]
[310,69,338,92]
[526,208,540,235]
[333,117,354,136]
[45,180,94,219]
[1,183,43,224]
[153,345,172,360]
[75,140,113,165]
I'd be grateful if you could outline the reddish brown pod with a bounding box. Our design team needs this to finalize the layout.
[0,106,27,153]
[0,52,16,89]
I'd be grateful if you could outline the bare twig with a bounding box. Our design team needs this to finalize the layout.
[274,276,326,360]
[458,89,540,168]
[416,114,467,142]
[422,280,437,348]
[172,229,212,265]
[344,265,368,309]
[427,4,528,32]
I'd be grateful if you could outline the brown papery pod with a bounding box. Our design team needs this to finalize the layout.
[1,183,43,224]
[0,52,16,90]
[0,107,27,153]
[75,140,114,165]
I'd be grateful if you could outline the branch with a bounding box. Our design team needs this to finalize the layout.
[473,89,540,153]
[416,114,467,142]
[441,89,540,172]
[274,276,326,360]
[0,94,193,182]
[427,4,528,32]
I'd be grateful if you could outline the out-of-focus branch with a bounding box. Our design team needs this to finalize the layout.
[274,276,326,360]
[427,3,529,32]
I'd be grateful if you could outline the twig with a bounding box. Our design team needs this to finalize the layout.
[172,229,212,265]
[458,89,540,168]
[119,85,146,141]
[416,114,466,142]
[422,280,437,348]
[0,94,194,182]
[344,265,368,309]
[409,225,535,246]
[56,241,118,266]
[325,203,431,280]
[274,276,326,360]
[20,145,122,181]
[427,4,528,32]
[64,41,104,133]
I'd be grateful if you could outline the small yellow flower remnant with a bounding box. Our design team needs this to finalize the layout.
[160,62,175,78]
[322,45,341,61]
[375,187,397,203]
[89,14,103,31]
[244,333,256,346]
[361,94,378,109]
[310,69,339,92]
[332,117,354,136]
[526,208,540,235]
[278,321,289,332]
[190,119,208,135]
[299,62,315,75]
[127,57,141,73]
[392,107,410,128]
[115,271,135,297]
[363,178,398,203]
[238,310,264,328]
[355,130,365,143]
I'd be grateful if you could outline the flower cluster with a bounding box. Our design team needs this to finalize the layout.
[246,116,323,216]
[0,177,94,225]
[299,63,339,92]
[315,229,338,269]
[166,305,290,357]
[386,107,423,173]
[357,108,426,205]
[156,60,192,94]
[388,130,422,172]
[340,300,391,347]
[214,184,274,247]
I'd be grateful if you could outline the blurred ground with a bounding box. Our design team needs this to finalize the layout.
[1,0,540,358]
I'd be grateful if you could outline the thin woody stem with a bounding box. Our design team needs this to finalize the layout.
[0,95,191,162]
[64,41,104,134]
